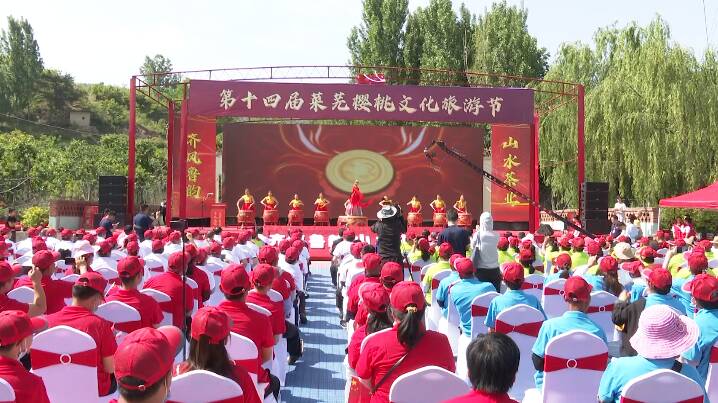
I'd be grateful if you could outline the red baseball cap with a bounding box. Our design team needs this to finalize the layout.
[190,307,231,344]
[647,267,672,289]
[361,253,382,274]
[0,262,20,283]
[497,237,509,249]
[689,274,718,302]
[32,250,59,270]
[688,253,708,272]
[639,237,650,246]
[98,241,112,255]
[285,246,300,262]
[238,231,251,243]
[518,248,534,262]
[95,226,106,235]
[75,272,108,295]
[222,237,236,250]
[251,264,275,287]
[675,239,687,247]
[509,237,520,247]
[60,229,73,239]
[0,311,46,347]
[167,252,189,274]
[291,240,304,250]
[390,281,425,312]
[455,258,475,278]
[258,246,279,266]
[438,242,453,259]
[554,253,572,269]
[115,326,182,391]
[599,256,619,273]
[572,237,585,248]
[344,230,356,240]
[449,253,464,269]
[520,239,533,250]
[558,237,571,248]
[208,242,221,255]
[278,240,291,254]
[380,262,403,284]
[143,230,154,240]
[183,244,198,258]
[168,231,181,242]
[126,241,139,256]
[350,242,364,258]
[417,238,430,252]
[117,256,143,278]
[564,276,593,302]
[622,260,644,276]
[360,283,389,313]
[151,239,164,253]
[502,262,524,283]
[586,241,601,256]
[219,264,249,296]
[639,247,657,259]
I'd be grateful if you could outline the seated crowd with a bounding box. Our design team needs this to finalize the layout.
[0,222,311,402]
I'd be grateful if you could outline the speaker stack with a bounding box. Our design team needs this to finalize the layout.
[580,182,610,234]
[98,176,128,226]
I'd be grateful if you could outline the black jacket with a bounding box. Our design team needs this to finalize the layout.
[371,214,407,262]
[612,297,647,357]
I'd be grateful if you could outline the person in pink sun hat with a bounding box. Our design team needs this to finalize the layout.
[598,304,707,403]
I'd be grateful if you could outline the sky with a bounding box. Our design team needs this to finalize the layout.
[2,0,717,86]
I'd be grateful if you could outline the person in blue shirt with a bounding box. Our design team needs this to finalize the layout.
[598,304,707,403]
[682,274,718,383]
[449,258,497,336]
[544,253,572,284]
[435,254,466,317]
[623,261,647,302]
[132,204,154,241]
[485,262,545,331]
[643,267,687,314]
[583,256,624,296]
[673,253,708,318]
[531,276,607,390]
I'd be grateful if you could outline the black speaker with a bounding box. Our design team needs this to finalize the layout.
[581,181,610,234]
[99,176,127,225]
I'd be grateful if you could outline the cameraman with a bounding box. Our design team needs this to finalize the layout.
[371,202,407,263]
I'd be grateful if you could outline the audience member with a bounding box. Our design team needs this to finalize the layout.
[471,213,501,291]
[681,274,718,381]
[485,262,545,331]
[450,258,497,337]
[106,256,163,333]
[421,243,453,304]
[347,283,391,369]
[15,250,71,314]
[0,311,50,402]
[143,252,194,329]
[438,209,472,256]
[0,261,45,316]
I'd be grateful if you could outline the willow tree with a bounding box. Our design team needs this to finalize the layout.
[540,18,718,208]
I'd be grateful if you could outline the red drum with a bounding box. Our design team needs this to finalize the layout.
[314,210,329,226]
[407,212,423,227]
[237,210,255,226]
[288,209,304,226]
[263,209,279,225]
[433,212,447,227]
[457,213,472,227]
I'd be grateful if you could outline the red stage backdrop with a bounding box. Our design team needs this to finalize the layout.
[491,124,532,229]
[222,123,485,219]
[170,115,216,218]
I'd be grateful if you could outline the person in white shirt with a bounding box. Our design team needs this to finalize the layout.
[93,241,118,271]
[471,212,500,291]
[282,246,307,323]
[138,229,154,257]
[162,231,183,255]
[614,196,627,223]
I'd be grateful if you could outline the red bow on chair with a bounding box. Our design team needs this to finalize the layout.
[544,352,608,372]
[587,304,614,313]
[494,320,542,337]
[31,348,96,370]
[620,397,703,403]
[471,305,489,317]
[431,278,440,290]
[232,358,259,375]
[544,288,564,296]
[148,266,164,273]
[710,346,718,363]
[521,282,543,290]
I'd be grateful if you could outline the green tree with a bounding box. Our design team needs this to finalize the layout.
[140,54,179,87]
[31,69,82,126]
[417,0,466,84]
[401,10,423,84]
[0,16,43,115]
[471,1,548,86]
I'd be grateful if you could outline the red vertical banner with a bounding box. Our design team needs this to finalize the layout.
[185,116,216,218]
[491,124,532,226]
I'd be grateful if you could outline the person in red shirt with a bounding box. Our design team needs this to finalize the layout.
[216,264,279,401]
[354,261,403,329]
[442,333,520,403]
[45,272,117,396]
[14,250,72,314]
[183,244,211,308]
[175,307,260,403]
[347,283,391,369]
[346,253,383,320]
[0,310,50,403]
[247,263,286,338]
[113,326,182,403]
[105,256,163,333]
[143,251,194,331]
[356,281,455,403]
[0,261,45,316]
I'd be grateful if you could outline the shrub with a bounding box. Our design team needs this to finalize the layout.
[21,206,49,227]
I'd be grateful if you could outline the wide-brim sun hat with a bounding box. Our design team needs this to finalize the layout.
[613,242,635,260]
[629,304,699,359]
[377,205,397,219]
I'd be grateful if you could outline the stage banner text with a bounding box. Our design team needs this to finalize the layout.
[491,124,532,229]
[181,116,216,218]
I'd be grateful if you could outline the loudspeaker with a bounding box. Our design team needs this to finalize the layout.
[99,176,127,225]
[580,181,610,234]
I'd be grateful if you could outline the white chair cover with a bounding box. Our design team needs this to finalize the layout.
[455,291,500,379]
[586,291,618,342]
[523,274,545,301]
[0,378,14,402]
[60,274,80,283]
[542,279,567,319]
[427,270,451,331]
[140,288,172,326]
[170,369,243,402]
[227,332,262,402]
[620,369,703,403]
[706,342,718,403]
[388,366,471,403]
[7,286,34,304]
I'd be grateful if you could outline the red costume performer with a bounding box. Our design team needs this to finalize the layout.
[346,181,369,216]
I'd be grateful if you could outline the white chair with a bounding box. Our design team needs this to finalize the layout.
[495,305,545,400]
[522,330,608,403]
[0,378,15,402]
[522,274,545,301]
[572,264,589,277]
[542,279,567,319]
[456,291,500,380]
[183,277,199,315]
[95,300,141,343]
[709,259,718,269]
[389,366,471,403]
[419,264,433,283]
[586,291,618,342]
[620,369,704,403]
[7,286,34,304]
[427,270,451,331]
[706,342,718,403]
[60,274,80,283]
[95,267,118,282]
[170,369,243,402]
[308,234,325,249]
[197,266,216,292]
[227,332,263,402]
[140,288,172,326]
[258,289,288,387]
[441,285,462,357]
[31,326,99,403]
[245,302,273,400]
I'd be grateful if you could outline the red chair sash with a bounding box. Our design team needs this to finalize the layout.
[521,282,543,290]
[471,305,489,317]
[587,304,614,313]
[544,287,564,296]
[32,348,96,370]
[544,352,608,372]
[159,301,174,314]
[495,320,542,337]
[710,346,718,363]
[621,397,703,403]
[411,265,421,272]
[148,266,164,273]
[232,358,259,375]
[169,397,243,403]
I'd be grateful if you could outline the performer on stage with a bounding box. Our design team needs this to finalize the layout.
[430,194,446,213]
[237,188,255,211]
[289,194,304,210]
[345,180,369,216]
[314,193,330,211]
[260,190,278,210]
[379,195,394,207]
[453,194,468,213]
[406,195,422,213]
